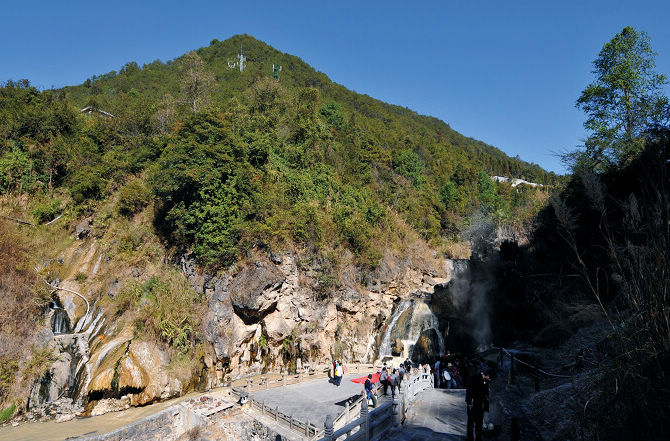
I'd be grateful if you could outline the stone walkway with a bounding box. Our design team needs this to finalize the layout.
[249,375,389,429]
[383,389,467,441]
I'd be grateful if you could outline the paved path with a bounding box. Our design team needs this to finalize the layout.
[250,375,389,428]
[383,389,467,441]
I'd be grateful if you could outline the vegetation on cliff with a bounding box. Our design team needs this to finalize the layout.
[0,219,51,411]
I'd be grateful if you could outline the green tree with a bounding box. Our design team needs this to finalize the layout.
[0,144,34,193]
[393,149,424,187]
[320,101,345,130]
[575,26,668,171]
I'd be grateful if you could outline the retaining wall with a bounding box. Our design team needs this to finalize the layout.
[74,404,202,441]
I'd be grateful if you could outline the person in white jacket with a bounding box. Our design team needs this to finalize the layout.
[334,362,344,386]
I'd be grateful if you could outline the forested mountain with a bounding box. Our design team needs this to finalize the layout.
[1,34,558,269]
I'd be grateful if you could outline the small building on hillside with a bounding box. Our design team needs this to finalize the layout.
[80,106,116,118]
[490,176,543,188]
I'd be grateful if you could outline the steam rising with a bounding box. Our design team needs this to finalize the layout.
[449,215,497,351]
[448,260,493,350]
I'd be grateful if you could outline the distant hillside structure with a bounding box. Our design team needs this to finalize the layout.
[490,175,543,188]
[227,48,246,72]
[79,106,115,118]
[272,63,282,80]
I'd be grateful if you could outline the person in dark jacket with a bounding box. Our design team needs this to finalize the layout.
[465,370,491,441]
[379,367,390,395]
[364,374,377,408]
[390,368,399,397]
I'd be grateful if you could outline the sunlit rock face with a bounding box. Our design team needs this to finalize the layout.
[196,249,456,376]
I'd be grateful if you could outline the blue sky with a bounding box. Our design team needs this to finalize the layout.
[2,1,669,174]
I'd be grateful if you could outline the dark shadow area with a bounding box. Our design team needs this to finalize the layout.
[334,395,362,407]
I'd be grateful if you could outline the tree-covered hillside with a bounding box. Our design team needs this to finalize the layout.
[1,34,559,269]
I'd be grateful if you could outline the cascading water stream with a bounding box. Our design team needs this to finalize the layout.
[378,299,445,361]
[378,300,412,357]
[31,298,96,410]
[51,306,71,335]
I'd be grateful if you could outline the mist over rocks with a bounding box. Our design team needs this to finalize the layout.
[431,255,497,354]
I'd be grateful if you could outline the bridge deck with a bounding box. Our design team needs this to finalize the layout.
[384,389,467,441]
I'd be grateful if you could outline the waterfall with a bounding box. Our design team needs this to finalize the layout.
[31,301,96,411]
[73,306,94,333]
[378,299,445,361]
[378,301,412,357]
[401,301,445,357]
[51,307,71,334]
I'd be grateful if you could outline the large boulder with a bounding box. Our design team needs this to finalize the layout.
[392,338,404,356]
[411,328,441,364]
[263,311,292,343]
[90,397,130,417]
[229,261,284,324]
[87,338,187,408]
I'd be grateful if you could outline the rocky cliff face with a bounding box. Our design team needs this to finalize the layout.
[21,232,464,422]
[184,248,455,377]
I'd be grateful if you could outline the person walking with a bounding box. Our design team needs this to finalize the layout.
[466,370,491,441]
[379,367,390,395]
[434,358,442,388]
[398,364,405,387]
[364,374,377,408]
[390,368,399,397]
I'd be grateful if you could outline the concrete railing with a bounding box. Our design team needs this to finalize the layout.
[315,398,399,441]
[401,369,433,417]
[250,398,323,438]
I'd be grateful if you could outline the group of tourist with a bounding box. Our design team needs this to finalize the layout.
[433,352,466,389]
[363,358,414,407]
[431,352,493,441]
[329,352,491,441]
[377,363,398,397]
[330,350,492,441]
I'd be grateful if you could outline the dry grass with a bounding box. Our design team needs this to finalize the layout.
[442,240,471,259]
[0,219,51,404]
[553,163,670,441]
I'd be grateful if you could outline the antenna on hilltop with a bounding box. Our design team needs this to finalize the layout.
[272,64,282,80]
[227,43,246,72]
[238,44,246,72]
